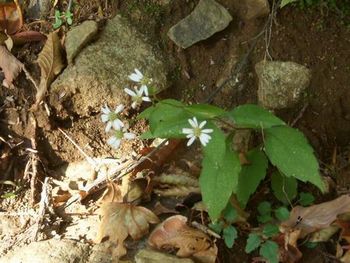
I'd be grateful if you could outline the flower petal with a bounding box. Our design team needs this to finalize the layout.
[131,101,138,109]
[108,137,121,149]
[142,96,151,102]
[135,68,143,78]
[101,114,109,122]
[199,133,212,146]
[101,105,111,114]
[129,73,141,82]
[186,136,196,146]
[124,88,136,97]
[115,104,124,113]
[188,118,196,128]
[199,120,207,129]
[124,132,136,140]
[112,119,124,130]
[182,128,193,134]
[142,85,149,96]
[105,122,112,132]
[201,129,213,134]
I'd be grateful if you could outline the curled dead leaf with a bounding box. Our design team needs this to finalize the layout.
[0,0,23,35]
[0,45,23,87]
[281,195,350,237]
[148,215,217,263]
[96,202,159,258]
[34,31,64,108]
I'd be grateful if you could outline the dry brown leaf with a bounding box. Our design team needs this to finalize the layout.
[34,31,64,108]
[0,45,23,87]
[281,195,350,237]
[96,202,159,258]
[0,0,23,35]
[148,215,217,263]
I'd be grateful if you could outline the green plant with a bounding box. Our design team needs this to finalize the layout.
[139,101,325,220]
[53,9,73,29]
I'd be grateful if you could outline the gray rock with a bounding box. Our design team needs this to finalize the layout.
[236,0,270,20]
[27,0,52,19]
[135,249,194,263]
[50,15,168,116]
[0,239,90,263]
[167,0,232,48]
[255,61,311,109]
[65,20,99,64]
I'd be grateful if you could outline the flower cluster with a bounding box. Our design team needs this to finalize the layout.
[101,69,152,150]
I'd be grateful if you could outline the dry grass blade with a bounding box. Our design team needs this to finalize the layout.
[34,31,64,108]
[0,45,23,88]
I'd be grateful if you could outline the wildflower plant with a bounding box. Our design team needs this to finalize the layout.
[101,68,325,261]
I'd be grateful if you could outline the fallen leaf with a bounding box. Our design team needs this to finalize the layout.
[0,45,23,87]
[12,30,46,45]
[34,31,64,108]
[0,0,23,35]
[281,195,350,237]
[148,215,217,263]
[96,202,159,258]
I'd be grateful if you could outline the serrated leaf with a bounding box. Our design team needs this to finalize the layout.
[237,149,268,208]
[228,104,285,129]
[245,233,261,253]
[258,201,272,215]
[299,192,315,206]
[223,225,238,248]
[271,171,297,204]
[200,129,241,220]
[35,31,64,108]
[264,126,325,192]
[274,207,290,221]
[185,104,225,119]
[222,203,237,223]
[259,241,279,263]
[263,224,279,238]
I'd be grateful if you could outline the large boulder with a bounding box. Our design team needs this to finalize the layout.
[255,61,312,109]
[50,15,169,117]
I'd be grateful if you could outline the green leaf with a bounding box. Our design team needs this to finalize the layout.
[259,241,279,263]
[274,207,290,221]
[185,104,225,119]
[264,126,325,192]
[263,224,280,238]
[228,104,285,129]
[53,10,63,29]
[271,171,297,204]
[236,149,268,208]
[200,132,241,220]
[280,0,298,8]
[209,222,224,234]
[299,192,315,206]
[222,203,237,223]
[139,130,154,139]
[245,233,262,253]
[223,225,238,248]
[258,214,273,224]
[65,10,73,25]
[258,201,272,215]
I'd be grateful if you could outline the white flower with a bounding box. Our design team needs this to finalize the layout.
[128,68,153,87]
[107,127,136,150]
[124,85,151,109]
[182,117,213,147]
[101,104,124,132]
[128,68,144,82]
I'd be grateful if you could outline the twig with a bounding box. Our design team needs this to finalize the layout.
[291,103,309,127]
[191,221,221,239]
[32,177,52,241]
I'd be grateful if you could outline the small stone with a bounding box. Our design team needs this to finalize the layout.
[65,20,99,64]
[236,0,270,20]
[135,249,194,263]
[167,0,232,49]
[255,61,312,109]
[27,0,52,19]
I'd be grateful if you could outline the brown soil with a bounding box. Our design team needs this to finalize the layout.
[1,0,350,262]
